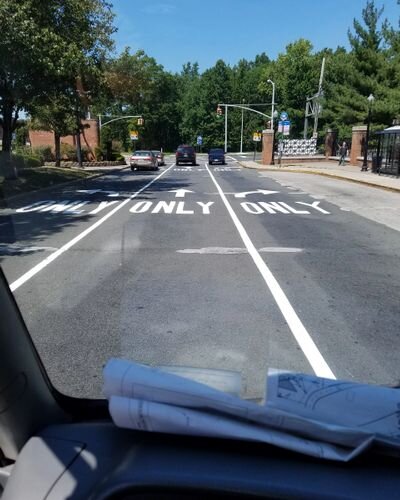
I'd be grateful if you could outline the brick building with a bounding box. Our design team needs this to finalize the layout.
[28,119,100,160]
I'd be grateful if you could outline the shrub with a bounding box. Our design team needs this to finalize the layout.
[94,146,104,161]
[111,140,123,152]
[111,151,125,161]
[13,145,32,156]
[11,153,42,170]
[32,145,53,162]
[10,154,26,170]
[60,143,77,161]
[24,155,42,168]
[81,146,95,161]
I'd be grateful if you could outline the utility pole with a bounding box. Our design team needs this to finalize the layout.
[303,57,325,139]
[313,57,325,137]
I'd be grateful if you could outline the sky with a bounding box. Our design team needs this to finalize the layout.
[111,0,398,73]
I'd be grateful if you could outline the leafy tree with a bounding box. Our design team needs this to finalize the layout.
[259,39,321,137]
[323,1,392,139]
[0,0,114,177]
[30,94,77,166]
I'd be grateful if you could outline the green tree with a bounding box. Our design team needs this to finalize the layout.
[0,0,115,177]
[323,1,393,139]
[98,49,182,151]
[259,39,321,137]
[30,94,77,167]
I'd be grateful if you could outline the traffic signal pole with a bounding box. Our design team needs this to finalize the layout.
[218,103,271,153]
[225,105,228,153]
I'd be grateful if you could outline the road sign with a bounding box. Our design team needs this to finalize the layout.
[197,135,203,145]
[130,130,138,140]
[280,111,288,121]
[253,132,262,142]
[278,120,291,136]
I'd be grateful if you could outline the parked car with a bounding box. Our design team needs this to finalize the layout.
[208,148,226,165]
[151,150,165,166]
[130,150,158,171]
[176,145,196,165]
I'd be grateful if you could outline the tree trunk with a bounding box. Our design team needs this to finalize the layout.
[0,100,17,179]
[54,131,61,167]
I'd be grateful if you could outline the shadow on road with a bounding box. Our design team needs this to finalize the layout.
[0,169,192,261]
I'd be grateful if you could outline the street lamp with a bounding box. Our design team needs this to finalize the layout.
[240,98,245,153]
[267,79,275,131]
[361,93,375,172]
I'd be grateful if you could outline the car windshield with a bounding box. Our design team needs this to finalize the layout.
[1,0,400,441]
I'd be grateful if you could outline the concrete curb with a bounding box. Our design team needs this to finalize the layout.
[237,161,400,194]
[1,165,130,205]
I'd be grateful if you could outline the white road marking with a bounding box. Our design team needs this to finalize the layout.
[259,247,303,253]
[296,201,330,214]
[169,189,194,198]
[177,247,303,255]
[226,155,239,163]
[128,200,214,215]
[9,163,176,292]
[204,162,335,380]
[234,189,279,198]
[0,244,58,255]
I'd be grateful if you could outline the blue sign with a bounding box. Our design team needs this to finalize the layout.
[280,112,288,121]
[197,135,203,145]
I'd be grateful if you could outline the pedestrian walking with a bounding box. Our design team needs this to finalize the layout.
[338,141,348,165]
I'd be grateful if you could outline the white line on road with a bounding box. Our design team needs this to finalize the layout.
[9,163,176,292]
[204,162,336,379]
[177,247,303,254]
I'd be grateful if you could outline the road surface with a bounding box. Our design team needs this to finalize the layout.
[1,154,400,399]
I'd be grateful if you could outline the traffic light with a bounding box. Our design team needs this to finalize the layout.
[216,106,223,116]
[137,117,144,126]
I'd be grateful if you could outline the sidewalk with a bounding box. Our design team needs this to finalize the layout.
[238,160,400,193]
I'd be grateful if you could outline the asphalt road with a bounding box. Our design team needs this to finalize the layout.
[1,154,400,399]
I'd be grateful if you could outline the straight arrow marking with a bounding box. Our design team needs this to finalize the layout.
[169,189,194,198]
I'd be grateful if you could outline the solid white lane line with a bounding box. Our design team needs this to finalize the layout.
[9,164,176,292]
[204,162,336,380]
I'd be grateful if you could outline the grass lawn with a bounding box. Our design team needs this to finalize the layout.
[0,166,95,200]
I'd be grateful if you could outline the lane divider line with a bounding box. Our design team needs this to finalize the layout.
[204,162,336,379]
[9,164,176,292]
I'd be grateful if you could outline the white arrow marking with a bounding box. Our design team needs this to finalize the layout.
[76,189,119,197]
[234,189,279,198]
[169,189,194,198]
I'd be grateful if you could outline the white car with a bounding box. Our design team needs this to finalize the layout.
[151,150,165,166]
[130,151,158,171]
